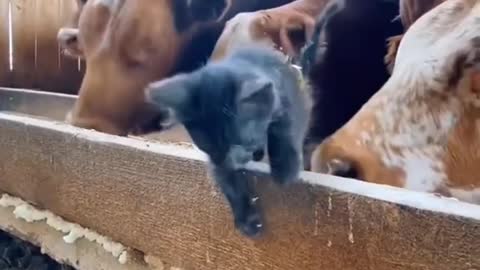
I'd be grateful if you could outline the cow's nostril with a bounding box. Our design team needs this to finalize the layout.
[333,165,358,179]
[65,35,78,45]
[57,28,79,46]
[252,148,264,161]
[327,159,359,179]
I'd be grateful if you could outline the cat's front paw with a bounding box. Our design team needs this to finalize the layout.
[270,156,301,186]
[271,169,300,186]
[235,209,263,238]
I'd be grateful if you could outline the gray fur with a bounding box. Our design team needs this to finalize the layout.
[145,46,311,237]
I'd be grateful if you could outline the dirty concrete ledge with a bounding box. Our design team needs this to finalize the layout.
[0,205,169,270]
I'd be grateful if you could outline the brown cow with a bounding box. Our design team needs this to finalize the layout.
[62,0,293,135]
[210,0,329,61]
[312,0,480,204]
[384,0,446,72]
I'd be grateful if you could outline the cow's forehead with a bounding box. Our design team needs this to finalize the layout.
[396,0,480,70]
[366,0,480,109]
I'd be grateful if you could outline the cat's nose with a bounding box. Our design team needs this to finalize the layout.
[252,148,265,161]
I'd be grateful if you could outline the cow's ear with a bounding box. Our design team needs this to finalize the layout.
[145,74,194,121]
[189,0,231,22]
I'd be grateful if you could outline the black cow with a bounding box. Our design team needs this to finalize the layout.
[301,0,404,170]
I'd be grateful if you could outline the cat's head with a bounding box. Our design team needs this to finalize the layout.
[145,65,276,168]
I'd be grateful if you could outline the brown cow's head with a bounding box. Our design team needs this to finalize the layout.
[66,0,231,135]
[312,0,480,202]
[57,0,86,58]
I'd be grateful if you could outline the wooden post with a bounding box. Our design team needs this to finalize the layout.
[0,0,11,84]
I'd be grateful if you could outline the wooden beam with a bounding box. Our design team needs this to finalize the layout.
[0,0,10,84]
[0,112,480,270]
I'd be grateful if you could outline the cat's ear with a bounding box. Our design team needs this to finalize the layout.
[238,78,274,106]
[145,74,194,119]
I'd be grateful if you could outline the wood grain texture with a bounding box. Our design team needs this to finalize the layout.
[0,0,9,84]
[0,0,84,93]
[0,113,479,270]
[10,0,36,89]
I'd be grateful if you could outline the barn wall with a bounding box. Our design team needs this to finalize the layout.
[0,0,84,94]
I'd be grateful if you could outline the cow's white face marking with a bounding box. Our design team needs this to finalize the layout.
[211,12,277,59]
[340,0,480,196]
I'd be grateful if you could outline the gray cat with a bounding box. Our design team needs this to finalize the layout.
[144,46,311,237]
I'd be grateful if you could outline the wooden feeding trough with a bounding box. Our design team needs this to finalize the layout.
[1,87,480,270]
[1,1,480,269]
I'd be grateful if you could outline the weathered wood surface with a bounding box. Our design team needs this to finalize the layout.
[0,0,9,84]
[0,112,479,270]
[0,0,84,93]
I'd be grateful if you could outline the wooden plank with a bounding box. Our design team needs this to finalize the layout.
[10,0,37,89]
[0,0,11,84]
[0,112,479,270]
[4,0,84,93]
[32,0,63,92]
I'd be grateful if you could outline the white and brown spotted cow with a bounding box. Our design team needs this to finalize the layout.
[312,0,480,204]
